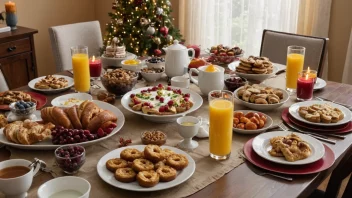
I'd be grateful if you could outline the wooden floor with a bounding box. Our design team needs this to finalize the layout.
[318,174,351,198]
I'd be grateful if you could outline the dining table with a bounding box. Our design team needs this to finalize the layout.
[0,69,352,198]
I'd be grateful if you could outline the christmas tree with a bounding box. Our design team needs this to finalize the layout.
[103,0,182,56]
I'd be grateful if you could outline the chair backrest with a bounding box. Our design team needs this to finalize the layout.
[0,69,9,92]
[260,29,328,77]
[49,21,103,72]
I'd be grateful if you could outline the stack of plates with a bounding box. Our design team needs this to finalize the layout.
[244,131,335,175]
[283,101,352,134]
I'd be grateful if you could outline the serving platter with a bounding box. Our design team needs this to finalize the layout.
[0,100,125,150]
[121,86,203,123]
[252,131,325,165]
[289,101,352,127]
[97,145,196,192]
[28,75,74,94]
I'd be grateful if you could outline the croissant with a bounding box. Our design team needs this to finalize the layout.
[87,110,117,132]
[65,105,82,129]
[41,107,72,129]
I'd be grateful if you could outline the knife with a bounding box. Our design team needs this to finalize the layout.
[285,122,345,139]
[283,123,337,144]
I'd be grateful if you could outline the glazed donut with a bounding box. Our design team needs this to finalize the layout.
[154,160,165,170]
[120,148,143,162]
[156,166,177,182]
[161,148,175,159]
[132,158,154,172]
[106,158,128,172]
[144,144,164,162]
[166,154,189,170]
[137,170,160,187]
[114,168,136,183]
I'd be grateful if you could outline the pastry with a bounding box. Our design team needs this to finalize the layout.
[34,75,68,90]
[0,114,7,128]
[154,161,165,170]
[144,144,164,162]
[0,91,32,105]
[156,166,177,182]
[233,111,267,130]
[137,170,159,187]
[120,148,143,162]
[298,103,344,124]
[166,154,189,170]
[236,56,274,74]
[106,158,128,172]
[132,159,154,172]
[237,84,283,105]
[114,168,136,183]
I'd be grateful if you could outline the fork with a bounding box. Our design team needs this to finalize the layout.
[239,152,293,181]
[278,122,337,144]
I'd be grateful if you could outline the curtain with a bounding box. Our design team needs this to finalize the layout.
[342,28,352,84]
[297,0,332,80]
[179,0,300,56]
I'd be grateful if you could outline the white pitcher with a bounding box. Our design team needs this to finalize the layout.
[163,40,195,77]
[189,65,225,95]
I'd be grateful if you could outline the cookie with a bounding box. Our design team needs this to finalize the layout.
[237,65,252,71]
[252,68,267,74]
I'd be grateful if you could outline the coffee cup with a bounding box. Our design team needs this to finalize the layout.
[189,65,225,95]
[0,159,40,198]
[171,76,190,88]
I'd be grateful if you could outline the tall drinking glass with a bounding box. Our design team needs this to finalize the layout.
[208,90,234,160]
[71,46,90,93]
[286,46,305,93]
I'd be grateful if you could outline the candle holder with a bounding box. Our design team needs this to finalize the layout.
[296,70,316,101]
[5,1,17,30]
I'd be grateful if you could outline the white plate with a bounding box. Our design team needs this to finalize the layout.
[97,145,196,192]
[28,75,74,94]
[252,131,325,165]
[233,86,289,111]
[232,110,273,134]
[121,86,203,123]
[314,78,327,90]
[289,101,352,126]
[51,93,93,108]
[227,61,278,82]
[0,100,125,150]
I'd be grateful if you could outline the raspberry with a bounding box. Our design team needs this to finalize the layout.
[130,94,135,98]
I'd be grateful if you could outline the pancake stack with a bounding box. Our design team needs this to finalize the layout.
[236,56,274,74]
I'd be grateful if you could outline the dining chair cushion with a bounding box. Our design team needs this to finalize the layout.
[49,21,103,72]
[0,69,9,92]
[260,30,328,77]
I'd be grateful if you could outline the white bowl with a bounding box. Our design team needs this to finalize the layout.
[51,93,93,108]
[141,72,163,82]
[101,53,137,68]
[232,110,273,134]
[37,176,91,198]
[146,61,165,69]
[234,86,289,111]
[228,61,278,82]
[121,59,144,72]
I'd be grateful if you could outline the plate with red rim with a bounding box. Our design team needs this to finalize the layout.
[244,137,335,175]
[282,108,352,134]
[0,91,47,110]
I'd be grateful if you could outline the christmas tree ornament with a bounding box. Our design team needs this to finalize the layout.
[116,19,123,25]
[112,2,117,9]
[146,25,155,36]
[166,0,171,6]
[166,35,173,42]
[140,17,149,26]
[160,26,169,36]
[153,37,161,45]
[154,49,162,56]
[156,7,163,15]
[135,0,143,5]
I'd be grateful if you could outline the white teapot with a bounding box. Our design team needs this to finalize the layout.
[163,40,195,77]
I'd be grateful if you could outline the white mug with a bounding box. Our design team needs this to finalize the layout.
[189,65,225,95]
[0,159,40,198]
[171,76,190,88]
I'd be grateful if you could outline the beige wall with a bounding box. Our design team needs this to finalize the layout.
[0,0,96,76]
[328,0,352,82]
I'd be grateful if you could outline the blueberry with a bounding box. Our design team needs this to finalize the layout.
[18,105,25,110]
[23,103,29,109]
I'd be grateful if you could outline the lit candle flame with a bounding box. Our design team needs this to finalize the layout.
[307,67,310,74]
[92,55,95,62]
[305,73,309,80]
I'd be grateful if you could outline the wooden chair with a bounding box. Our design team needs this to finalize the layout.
[48,21,103,72]
[0,69,9,92]
[260,29,328,77]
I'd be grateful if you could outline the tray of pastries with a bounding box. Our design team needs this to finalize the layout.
[289,101,352,126]
[97,144,195,191]
[28,75,74,93]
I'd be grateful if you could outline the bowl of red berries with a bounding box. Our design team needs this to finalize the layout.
[224,76,248,92]
[206,45,244,65]
[55,145,86,174]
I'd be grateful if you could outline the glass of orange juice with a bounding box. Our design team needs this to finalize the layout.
[286,46,305,93]
[71,46,90,93]
[208,90,234,160]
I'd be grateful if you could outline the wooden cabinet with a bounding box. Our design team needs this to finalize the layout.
[0,26,38,89]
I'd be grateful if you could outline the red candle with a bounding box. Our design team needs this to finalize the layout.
[297,72,314,100]
[89,56,102,78]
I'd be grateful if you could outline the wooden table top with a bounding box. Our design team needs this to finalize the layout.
[1,71,352,198]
